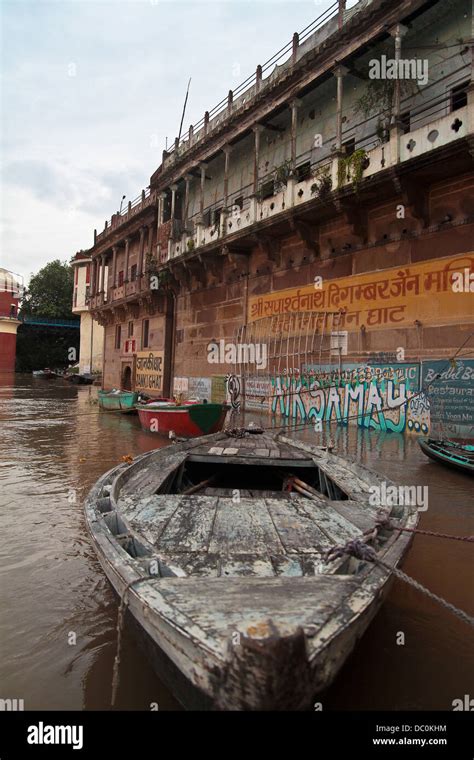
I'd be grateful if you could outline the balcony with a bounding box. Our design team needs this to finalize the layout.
[95,188,157,244]
[167,93,472,260]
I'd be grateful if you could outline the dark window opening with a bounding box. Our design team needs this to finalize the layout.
[202,209,211,227]
[451,81,468,112]
[212,206,223,226]
[142,319,150,348]
[400,111,411,134]
[296,161,311,182]
[118,270,124,287]
[342,138,355,156]
[260,180,275,200]
[233,195,243,210]
[162,193,172,222]
[115,325,121,350]
[128,321,134,338]
[130,264,137,282]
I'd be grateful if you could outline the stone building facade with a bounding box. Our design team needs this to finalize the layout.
[71,252,104,375]
[80,0,474,434]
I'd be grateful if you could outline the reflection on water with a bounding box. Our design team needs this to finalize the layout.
[0,374,472,710]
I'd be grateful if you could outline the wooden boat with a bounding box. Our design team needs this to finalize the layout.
[84,430,418,710]
[32,368,59,379]
[136,401,229,437]
[70,372,94,385]
[418,437,474,476]
[98,390,139,413]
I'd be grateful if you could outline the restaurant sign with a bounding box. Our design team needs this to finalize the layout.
[135,351,163,392]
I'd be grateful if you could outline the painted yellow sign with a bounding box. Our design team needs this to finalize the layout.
[248,253,474,330]
[135,351,163,392]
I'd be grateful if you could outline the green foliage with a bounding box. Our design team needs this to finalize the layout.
[187,238,195,251]
[337,149,368,192]
[273,159,292,188]
[16,325,79,372]
[20,260,75,319]
[311,163,332,198]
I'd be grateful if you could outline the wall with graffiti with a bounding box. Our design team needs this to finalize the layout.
[268,363,428,435]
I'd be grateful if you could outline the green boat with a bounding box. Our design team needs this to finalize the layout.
[418,438,474,476]
[98,390,139,414]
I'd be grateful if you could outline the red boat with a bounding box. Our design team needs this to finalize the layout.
[136,401,229,437]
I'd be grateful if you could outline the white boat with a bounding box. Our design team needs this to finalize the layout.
[84,430,418,710]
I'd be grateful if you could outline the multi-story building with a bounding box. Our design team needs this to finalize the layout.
[82,0,474,434]
[71,252,104,375]
[0,268,22,373]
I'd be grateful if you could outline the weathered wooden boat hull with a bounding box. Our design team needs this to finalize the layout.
[418,438,474,476]
[98,390,139,413]
[85,433,418,710]
[136,403,229,437]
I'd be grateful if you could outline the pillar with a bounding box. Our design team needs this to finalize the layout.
[124,238,130,282]
[100,254,106,293]
[138,226,146,284]
[389,24,408,125]
[184,174,193,227]
[333,65,349,152]
[252,124,264,193]
[290,99,302,173]
[159,191,167,225]
[170,183,178,220]
[112,246,118,289]
[199,163,207,217]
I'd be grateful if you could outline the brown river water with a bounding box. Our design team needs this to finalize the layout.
[0,374,473,711]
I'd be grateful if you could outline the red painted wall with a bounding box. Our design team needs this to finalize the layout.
[0,332,17,372]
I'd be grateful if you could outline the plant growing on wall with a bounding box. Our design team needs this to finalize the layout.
[311,163,332,198]
[273,159,292,191]
[354,76,419,145]
[337,149,369,192]
[145,252,159,277]
[187,238,195,252]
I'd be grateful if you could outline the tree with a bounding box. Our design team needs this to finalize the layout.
[20,260,75,319]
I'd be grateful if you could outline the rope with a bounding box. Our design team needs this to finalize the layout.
[111,575,155,706]
[373,513,474,543]
[324,534,474,628]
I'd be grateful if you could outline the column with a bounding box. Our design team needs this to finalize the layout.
[147,225,154,264]
[290,99,301,173]
[100,254,106,294]
[159,191,167,225]
[170,183,178,220]
[223,145,232,209]
[333,65,349,152]
[389,24,408,125]
[338,0,346,30]
[252,124,264,193]
[112,246,118,289]
[184,173,193,227]
[138,226,146,286]
[199,163,206,216]
[124,238,130,282]
[91,259,97,296]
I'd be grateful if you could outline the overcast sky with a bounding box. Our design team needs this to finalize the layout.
[1,0,351,284]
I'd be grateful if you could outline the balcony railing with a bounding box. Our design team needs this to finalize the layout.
[95,188,156,244]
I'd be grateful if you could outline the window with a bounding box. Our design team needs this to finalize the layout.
[85,264,90,284]
[296,161,311,182]
[400,111,411,135]
[115,324,121,350]
[202,209,211,227]
[233,195,243,210]
[85,286,90,303]
[130,264,137,282]
[342,138,355,157]
[451,81,468,112]
[142,319,150,348]
[128,321,134,338]
[260,180,275,200]
[118,270,124,287]
[74,267,78,285]
[212,207,223,227]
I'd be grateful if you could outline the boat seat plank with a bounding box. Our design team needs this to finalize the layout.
[327,500,378,532]
[209,499,283,555]
[296,500,363,543]
[157,496,218,552]
[265,498,335,553]
[140,575,359,647]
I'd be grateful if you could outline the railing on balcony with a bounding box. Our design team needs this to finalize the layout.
[96,187,156,244]
[163,1,346,162]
